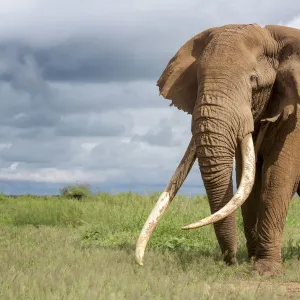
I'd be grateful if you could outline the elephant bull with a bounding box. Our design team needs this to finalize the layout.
[136,24,300,276]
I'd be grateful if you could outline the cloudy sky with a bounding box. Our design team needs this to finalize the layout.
[0,1,300,195]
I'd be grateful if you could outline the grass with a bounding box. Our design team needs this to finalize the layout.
[0,192,300,299]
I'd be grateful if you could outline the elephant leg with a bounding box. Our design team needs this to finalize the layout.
[212,203,237,265]
[206,177,237,265]
[236,147,262,259]
[254,160,296,276]
[297,184,300,197]
[201,156,237,265]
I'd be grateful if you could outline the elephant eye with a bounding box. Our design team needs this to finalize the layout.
[250,74,258,88]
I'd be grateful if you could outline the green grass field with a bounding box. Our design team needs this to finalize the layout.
[1,192,300,299]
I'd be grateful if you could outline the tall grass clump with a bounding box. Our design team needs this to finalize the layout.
[60,183,92,200]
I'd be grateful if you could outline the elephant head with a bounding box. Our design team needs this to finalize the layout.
[135,24,300,265]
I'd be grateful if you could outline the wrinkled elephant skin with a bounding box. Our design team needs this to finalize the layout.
[136,24,300,277]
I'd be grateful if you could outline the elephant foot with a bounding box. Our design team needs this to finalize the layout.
[225,256,237,265]
[247,255,255,264]
[223,251,237,265]
[246,245,256,260]
[252,259,284,277]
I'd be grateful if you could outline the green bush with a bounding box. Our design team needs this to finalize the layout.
[60,183,92,200]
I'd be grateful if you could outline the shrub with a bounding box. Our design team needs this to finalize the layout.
[60,183,92,200]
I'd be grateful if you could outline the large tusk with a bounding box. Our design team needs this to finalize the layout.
[135,136,197,265]
[182,133,255,230]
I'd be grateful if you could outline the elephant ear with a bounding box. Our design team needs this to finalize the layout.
[263,25,300,124]
[156,27,219,114]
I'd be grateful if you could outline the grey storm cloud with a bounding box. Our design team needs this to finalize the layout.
[0,138,74,166]
[132,119,181,147]
[0,1,298,84]
[33,37,167,83]
[55,112,127,137]
[0,0,300,193]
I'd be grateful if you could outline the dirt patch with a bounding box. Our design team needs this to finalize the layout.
[244,281,300,299]
[280,282,300,299]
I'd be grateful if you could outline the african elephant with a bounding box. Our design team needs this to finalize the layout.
[135,24,300,276]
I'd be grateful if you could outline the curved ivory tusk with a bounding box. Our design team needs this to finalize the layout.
[135,136,197,265]
[182,133,255,230]
[135,191,171,265]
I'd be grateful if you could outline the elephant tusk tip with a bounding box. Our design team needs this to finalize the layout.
[135,251,144,266]
[135,258,144,266]
[182,224,199,230]
[182,222,205,230]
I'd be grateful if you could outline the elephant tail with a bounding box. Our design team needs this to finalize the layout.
[135,135,197,265]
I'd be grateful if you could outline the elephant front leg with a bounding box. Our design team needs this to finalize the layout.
[236,147,262,259]
[241,176,261,259]
[254,162,295,276]
[213,214,237,265]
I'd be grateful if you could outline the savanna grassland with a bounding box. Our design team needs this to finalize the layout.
[1,191,300,299]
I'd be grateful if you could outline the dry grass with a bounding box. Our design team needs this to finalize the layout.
[0,192,300,299]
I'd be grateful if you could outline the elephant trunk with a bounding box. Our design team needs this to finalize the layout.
[183,95,255,231]
[135,137,197,265]
[183,133,255,229]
